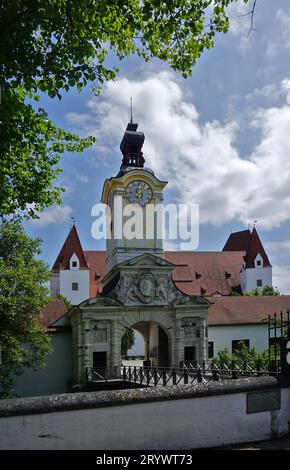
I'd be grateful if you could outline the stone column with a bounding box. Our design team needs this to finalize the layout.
[174,319,184,368]
[145,339,150,361]
[199,319,207,362]
[111,321,120,376]
[82,319,91,383]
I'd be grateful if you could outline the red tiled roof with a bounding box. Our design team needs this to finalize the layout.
[52,226,270,296]
[165,251,245,296]
[223,229,251,251]
[209,296,290,325]
[223,228,271,269]
[81,250,245,297]
[52,225,89,271]
[84,251,107,297]
[243,227,271,268]
[40,299,68,330]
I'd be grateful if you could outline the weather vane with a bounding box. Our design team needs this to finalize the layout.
[70,216,75,228]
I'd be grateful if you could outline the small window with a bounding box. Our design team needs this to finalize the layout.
[72,261,77,267]
[72,282,79,291]
[208,342,214,359]
[257,260,262,266]
[257,279,263,287]
[232,339,250,354]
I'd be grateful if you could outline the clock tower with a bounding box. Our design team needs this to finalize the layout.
[101,121,167,274]
[68,118,209,384]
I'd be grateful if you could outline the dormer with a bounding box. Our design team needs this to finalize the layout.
[254,253,263,268]
[70,253,80,270]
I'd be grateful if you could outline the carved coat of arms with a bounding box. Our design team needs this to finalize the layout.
[137,273,156,303]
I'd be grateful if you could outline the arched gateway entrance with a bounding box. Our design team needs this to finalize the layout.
[68,253,210,385]
[125,321,170,368]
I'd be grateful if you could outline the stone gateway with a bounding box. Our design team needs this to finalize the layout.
[55,121,210,386]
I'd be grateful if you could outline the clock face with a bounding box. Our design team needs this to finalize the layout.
[125,180,153,206]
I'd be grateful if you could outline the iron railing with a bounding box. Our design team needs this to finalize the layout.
[86,360,276,387]
[268,310,290,373]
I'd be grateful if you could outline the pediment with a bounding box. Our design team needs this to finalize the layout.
[118,253,175,269]
[79,296,123,308]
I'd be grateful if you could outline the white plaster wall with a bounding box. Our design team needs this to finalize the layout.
[0,389,289,450]
[13,333,73,397]
[59,270,90,305]
[208,324,269,356]
[240,267,272,293]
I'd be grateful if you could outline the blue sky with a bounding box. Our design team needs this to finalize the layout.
[24,0,290,293]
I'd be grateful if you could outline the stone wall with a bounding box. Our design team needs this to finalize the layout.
[1,376,289,450]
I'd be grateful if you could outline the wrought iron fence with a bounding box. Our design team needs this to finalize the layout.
[86,360,276,387]
[86,367,119,383]
[268,310,290,373]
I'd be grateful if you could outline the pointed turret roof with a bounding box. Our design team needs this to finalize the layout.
[52,225,89,271]
[223,227,271,268]
[223,229,251,251]
[243,227,271,268]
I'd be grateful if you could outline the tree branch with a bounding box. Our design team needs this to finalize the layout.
[237,0,258,37]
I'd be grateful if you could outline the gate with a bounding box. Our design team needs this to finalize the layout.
[268,310,290,375]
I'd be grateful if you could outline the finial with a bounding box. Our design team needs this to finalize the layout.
[70,216,75,229]
[130,97,133,124]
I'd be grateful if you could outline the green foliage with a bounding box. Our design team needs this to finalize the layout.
[121,328,135,356]
[245,285,281,296]
[0,220,52,397]
[0,0,246,217]
[228,289,241,296]
[56,295,72,311]
[215,341,269,369]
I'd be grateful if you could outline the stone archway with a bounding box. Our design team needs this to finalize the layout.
[120,316,172,369]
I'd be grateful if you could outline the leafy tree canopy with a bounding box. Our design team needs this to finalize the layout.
[0,221,52,397]
[245,285,281,296]
[215,341,269,369]
[0,0,249,217]
[121,328,135,356]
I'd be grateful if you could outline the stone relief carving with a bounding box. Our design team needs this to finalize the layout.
[91,327,107,343]
[107,271,188,306]
[184,326,195,339]
[182,320,201,339]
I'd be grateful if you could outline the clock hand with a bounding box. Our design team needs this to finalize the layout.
[136,185,146,198]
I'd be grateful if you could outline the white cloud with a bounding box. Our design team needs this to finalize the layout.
[227,2,255,53]
[76,174,90,184]
[30,205,73,228]
[245,83,280,102]
[67,72,290,230]
[265,8,290,58]
[273,266,290,294]
[266,240,290,254]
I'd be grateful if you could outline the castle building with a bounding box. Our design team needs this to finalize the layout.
[13,120,286,398]
[50,120,210,386]
[51,225,273,305]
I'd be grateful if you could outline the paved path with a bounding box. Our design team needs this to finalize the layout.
[215,435,290,450]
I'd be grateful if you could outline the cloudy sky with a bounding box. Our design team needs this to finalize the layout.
[25,0,290,293]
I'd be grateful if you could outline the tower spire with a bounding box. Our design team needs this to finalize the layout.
[119,112,145,170]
